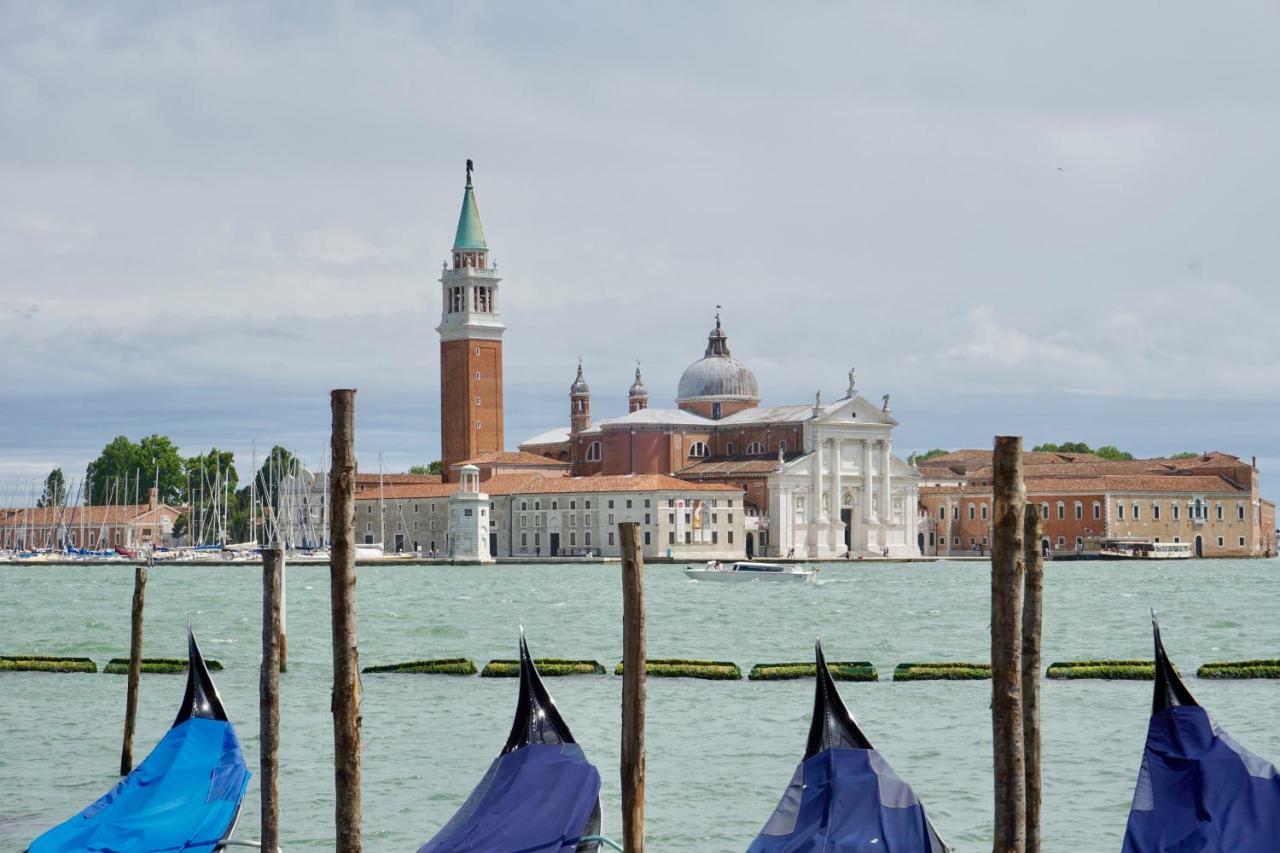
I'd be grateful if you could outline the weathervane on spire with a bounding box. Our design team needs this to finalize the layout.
[466,158,474,185]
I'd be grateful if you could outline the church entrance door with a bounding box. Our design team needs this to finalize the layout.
[746,533,755,558]
[549,532,560,556]
[841,509,853,553]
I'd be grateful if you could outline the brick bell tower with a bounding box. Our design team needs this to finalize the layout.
[438,160,505,482]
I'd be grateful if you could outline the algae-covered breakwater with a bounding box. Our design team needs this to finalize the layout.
[894,662,991,681]
[748,661,878,681]
[103,657,224,674]
[614,658,742,680]
[481,659,605,677]
[1046,659,1154,680]
[362,657,477,675]
[1197,659,1280,679]
[1,655,98,673]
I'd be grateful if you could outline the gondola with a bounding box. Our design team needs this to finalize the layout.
[28,629,251,853]
[419,632,607,852]
[1122,614,1280,852]
[749,640,948,852]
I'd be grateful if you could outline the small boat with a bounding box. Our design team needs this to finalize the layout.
[1122,613,1280,851]
[28,629,252,853]
[1096,539,1193,560]
[749,640,948,852]
[684,560,816,583]
[419,632,609,852]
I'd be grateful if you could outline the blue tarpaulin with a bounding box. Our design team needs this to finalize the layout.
[749,748,947,853]
[1123,618,1280,852]
[28,629,250,853]
[419,742,602,853]
[29,718,249,853]
[751,641,947,852]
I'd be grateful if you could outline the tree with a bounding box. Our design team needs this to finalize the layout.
[409,461,444,475]
[1170,451,1200,460]
[37,468,67,507]
[1032,441,1094,454]
[1093,445,1135,461]
[910,449,949,465]
[182,448,239,543]
[85,434,185,505]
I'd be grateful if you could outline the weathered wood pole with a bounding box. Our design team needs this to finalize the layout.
[991,435,1026,853]
[618,521,646,853]
[260,547,284,853]
[329,389,362,852]
[119,565,147,776]
[1021,504,1044,853]
[279,556,288,673]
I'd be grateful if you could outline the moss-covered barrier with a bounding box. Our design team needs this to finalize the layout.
[104,657,224,674]
[894,662,991,681]
[1047,659,1154,680]
[362,658,477,675]
[614,658,742,680]
[749,661,878,682]
[1,655,98,673]
[1197,659,1280,679]
[481,659,606,677]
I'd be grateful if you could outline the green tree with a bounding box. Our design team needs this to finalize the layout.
[37,468,68,507]
[1170,451,1200,460]
[910,449,949,465]
[182,448,239,543]
[409,461,444,475]
[254,446,298,512]
[1033,441,1095,454]
[85,434,185,505]
[1094,445,1135,461]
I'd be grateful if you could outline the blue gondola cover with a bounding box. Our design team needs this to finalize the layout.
[750,641,947,852]
[420,633,603,853]
[28,630,249,853]
[1123,618,1280,852]
[420,742,602,853]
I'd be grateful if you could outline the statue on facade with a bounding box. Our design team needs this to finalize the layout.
[882,393,891,412]
[847,367,857,397]
[466,158,474,181]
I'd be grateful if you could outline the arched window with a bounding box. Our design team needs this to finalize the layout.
[585,441,602,462]
[689,441,709,458]
[746,441,765,454]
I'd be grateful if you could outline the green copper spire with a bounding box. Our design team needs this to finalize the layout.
[453,159,488,251]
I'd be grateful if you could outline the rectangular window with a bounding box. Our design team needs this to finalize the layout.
[728,513,734,524]
[1173,505,1180,520]
[521,533,527,547]
[1217,536,1224,547]
[1117,503,1125,520]
[1239,536,1246,547]
[569,532,576,546]
[366,522,372,531]
[1153,504,1160,521]
[535,533,541,546]
[570,500,576,510]
[1075,503,1082,520]
[644,531,651,545]
[668,499,674,508]
[668,513,675,525]
[1057,504,1065,520]
[712,531,718,544]
[645,499,651,508]
[953,506,959,520]
[551,500,558,510]
[968,505,975,520]
[939,506,946,519]
[535,516,541,527]
[464,508,473,517]
[520,501,527,511]
[1057,536,1065,547]
[1216,504,1223,520]
[644,513,651,525]
[669,531,675,544]
[608,513,615,525]
[1237,504,1245,521]
[608,500,615,509]
[685,531,692,544]
[1133,504,1140,520]
[727,531,733,544]
[585,532,592,547]
[585,500,591,510]
[626,499,633,509]
[981,504,988,520]
[520,515,527,527]
[608,532,615,546]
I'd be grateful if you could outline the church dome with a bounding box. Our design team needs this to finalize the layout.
[676,315,759,404]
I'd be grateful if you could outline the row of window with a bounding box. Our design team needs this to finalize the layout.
[938,499,1250,524]
[580,440,787,462]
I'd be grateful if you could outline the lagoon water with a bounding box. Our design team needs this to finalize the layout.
[1,559,1277,851]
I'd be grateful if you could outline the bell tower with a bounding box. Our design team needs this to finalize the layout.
[438,160,505,482]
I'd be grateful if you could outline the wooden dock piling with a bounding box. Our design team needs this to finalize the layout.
[1022,504,1044,853]
[261,547,284,853]
[619,522,646,853]
[329,389,362,852]
[991,436,1026,852]
[119,565,147,776]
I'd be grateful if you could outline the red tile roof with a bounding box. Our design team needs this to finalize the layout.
[513,474,740,495]
[452,451,570,468]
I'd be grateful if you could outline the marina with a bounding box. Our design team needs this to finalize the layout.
[2,557,1277,851]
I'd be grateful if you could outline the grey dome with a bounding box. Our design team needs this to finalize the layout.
[676,315,759,403]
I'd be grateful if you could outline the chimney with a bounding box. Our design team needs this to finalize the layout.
[148,486,158,510]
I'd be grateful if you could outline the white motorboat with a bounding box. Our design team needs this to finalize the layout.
[684,560,817,583]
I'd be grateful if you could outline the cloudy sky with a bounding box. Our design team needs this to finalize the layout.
[3,2,1279,500]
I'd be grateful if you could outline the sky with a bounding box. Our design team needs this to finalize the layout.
[3,1,1279,502]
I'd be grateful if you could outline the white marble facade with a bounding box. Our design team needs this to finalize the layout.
[765,385,920,559]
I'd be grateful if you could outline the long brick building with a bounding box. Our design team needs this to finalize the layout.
[916,450,1276,558]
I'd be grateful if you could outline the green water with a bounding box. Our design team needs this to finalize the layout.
[1,560,1277,851]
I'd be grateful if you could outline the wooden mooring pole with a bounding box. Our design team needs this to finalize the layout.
[619,522,646,853]
[1022,504,1044,853]
[991,435,1026,853]
[329,389,362,852]
[119,565,147,776]
[279,555,288,673]
[261,547,284,853]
